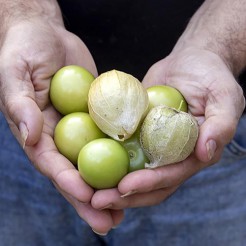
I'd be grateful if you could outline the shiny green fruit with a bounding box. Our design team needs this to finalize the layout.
[120,130,149,172]
[54,112,106,164]
[147,85,188,112]
[50,65,95,115]
[78,138,129,189]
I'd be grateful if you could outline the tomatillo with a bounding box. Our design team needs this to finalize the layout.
[147,85,188,112]
[54,112,106,164]
[120,130,149,172]
[78,138,129,189]
[50,65,95,115]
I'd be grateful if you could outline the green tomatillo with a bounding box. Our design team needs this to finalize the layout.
[78,138,129,189]
[54,112,106,164]
[50,65,95,115]
[120,129,149,172]
[147,85,188,112]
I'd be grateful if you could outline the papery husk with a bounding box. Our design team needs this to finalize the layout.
[140,105,198,168]
[88,70,149,141]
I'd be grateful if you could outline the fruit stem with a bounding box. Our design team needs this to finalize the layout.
[178,100,184,111]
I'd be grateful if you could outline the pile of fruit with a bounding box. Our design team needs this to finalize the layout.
[50,65,198,189]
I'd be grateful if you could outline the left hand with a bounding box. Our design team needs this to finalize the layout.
[90,47,245,210]
[0,20,123,234]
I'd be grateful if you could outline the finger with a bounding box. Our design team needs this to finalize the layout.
[195,78,245,163]
[1,96,43,147]
[109,209,125,228]
[195,116,229,163]
[25,131,94,203]
[62,33,98,77]
[141,60,167,88]
[117,154,202,196]
[0,70,43,146]
[56,187,116,235]
[23,106,93,205]
[92,186,178,210]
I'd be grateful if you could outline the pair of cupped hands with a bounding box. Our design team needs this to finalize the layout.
[0,20,244,235]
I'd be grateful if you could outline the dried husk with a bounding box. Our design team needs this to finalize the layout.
[88,70,149,141]
[140,105,199,168]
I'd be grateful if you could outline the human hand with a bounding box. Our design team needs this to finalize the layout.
[0,19,123,234]
[90,47,245,210]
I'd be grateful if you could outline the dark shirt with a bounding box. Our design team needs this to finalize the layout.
[58,0,245,91]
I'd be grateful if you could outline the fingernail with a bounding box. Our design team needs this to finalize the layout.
[99,204,112,210]
[206,139,217,161]
[92,229,108,236]
[120,190,137,198]
[19,122,28,148]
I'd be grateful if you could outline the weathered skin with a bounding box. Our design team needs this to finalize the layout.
[140,106,198,168]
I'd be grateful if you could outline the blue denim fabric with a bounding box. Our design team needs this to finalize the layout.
[1,112,246,246]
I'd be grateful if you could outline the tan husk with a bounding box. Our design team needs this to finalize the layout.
[140,105,199,168]
[88,70,149,141]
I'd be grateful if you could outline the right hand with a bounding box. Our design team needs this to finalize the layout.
[0,19,123,234]
[90,46,245,211]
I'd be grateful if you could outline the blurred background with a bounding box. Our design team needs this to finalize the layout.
[58,0,245,93]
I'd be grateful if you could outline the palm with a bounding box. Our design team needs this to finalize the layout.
[90,47,245,210]
[144,49,241,117]
[0,21,123,233]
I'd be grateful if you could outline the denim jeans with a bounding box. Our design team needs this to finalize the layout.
[1,112,246,246]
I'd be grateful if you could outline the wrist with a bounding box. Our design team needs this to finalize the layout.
[173,0,246,76]
[0,0,64,36]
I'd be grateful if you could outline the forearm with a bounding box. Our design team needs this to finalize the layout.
[174,0,246,76]
[0,0,64,38]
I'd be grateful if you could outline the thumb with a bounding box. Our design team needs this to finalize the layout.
[195,112,239,164]
[195,75,245,163]
[1,79,43,147]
